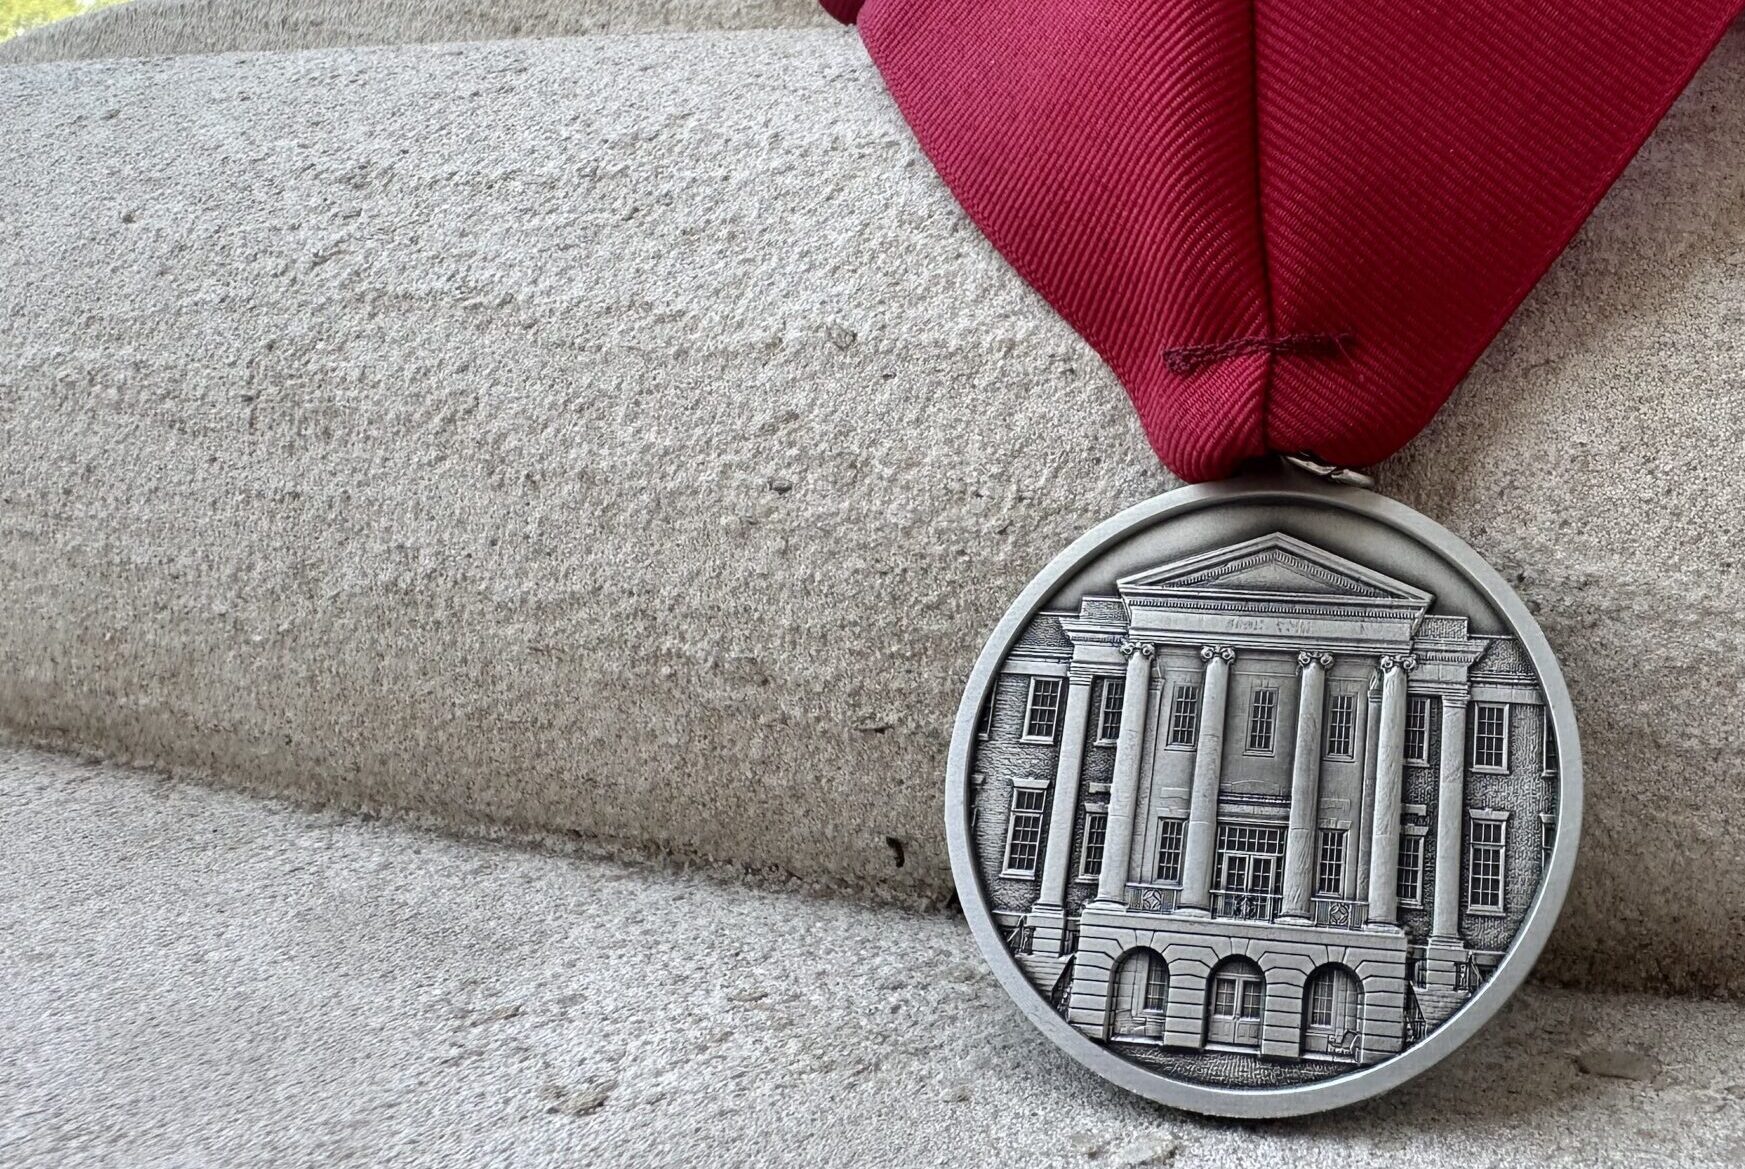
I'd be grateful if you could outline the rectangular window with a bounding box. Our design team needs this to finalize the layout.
[1239,982,1263,1019]
[1542,716,1559,775]
[1023,678,1063,742]
[1396,833,1424,906]
[1153,817,1186,884]
[1324,693,1356,759]
[1214,822,1284,897]
[1540,815,1555,874]
[1002,788,1047,876]
[1315,829,1347,896]
[1096,678,1125,744]
[1166,683,1200,747]
[1078,812,1107,879]
[1307,977,1334,1028]
[1472,703,1509,771]
[1404,694,1432,764]
[1216,822,1285,862]
[975,695,993,740]
[1212,978,1236,1017]
[1245,687,1278,753]
[1143,957,1167,1013]
[1468,816,1507,913]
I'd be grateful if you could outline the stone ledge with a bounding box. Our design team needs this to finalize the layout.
[2,744,1740,1168]
[1,29,1743,995]
[0,0,830,65]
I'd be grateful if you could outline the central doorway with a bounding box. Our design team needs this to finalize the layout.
[1206,958,1265,1050]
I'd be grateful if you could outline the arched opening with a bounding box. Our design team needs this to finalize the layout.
[1302,964,1364,1062]
[1205,957,1265,1050]
[1106,948,1169,1041]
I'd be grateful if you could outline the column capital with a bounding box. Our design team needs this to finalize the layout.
[1296,651,1334,670]
[1065,667,1100,687]
[1440,693,1470,710]
[1119,639,1155,660]
[1379,653,1418,673]
[1198,644,1235,664]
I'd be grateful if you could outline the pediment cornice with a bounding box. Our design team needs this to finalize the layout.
[1117,532,1434,618]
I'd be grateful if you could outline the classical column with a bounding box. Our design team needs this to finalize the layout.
[1344,676,1378,900]
[1365,655,1415,926]
[1033,672,1096,912]
[1351,676,1383,900]
[1431,696,1470,941]
[1092,642,1156,904]
[1279,652,1332,922]
[1177,645,1235,915]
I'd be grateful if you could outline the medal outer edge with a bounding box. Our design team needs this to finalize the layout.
[944,473,1583,1119]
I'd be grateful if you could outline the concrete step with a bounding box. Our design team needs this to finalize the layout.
[0,0,830,64]
[3,27,1744,1000]
[3,743,1742,1168]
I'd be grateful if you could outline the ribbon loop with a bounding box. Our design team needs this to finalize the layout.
[832,0,1743,480]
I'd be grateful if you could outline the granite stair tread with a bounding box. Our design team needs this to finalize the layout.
[3,743,1742,1168]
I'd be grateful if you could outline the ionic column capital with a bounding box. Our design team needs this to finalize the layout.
[1199,644,1235,664]
[1379,653,1418,673]
[1119,639,1155,661]
[1296,651,1334,670]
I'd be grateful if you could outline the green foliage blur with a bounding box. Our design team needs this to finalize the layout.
[2,0,128,42]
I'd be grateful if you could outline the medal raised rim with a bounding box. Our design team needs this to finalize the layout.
[944,473,1582,1118]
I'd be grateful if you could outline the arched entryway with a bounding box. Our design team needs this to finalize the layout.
[1205,957,1265,1050]
[1301,964,1364,1061]
[1107,948,1169,1041]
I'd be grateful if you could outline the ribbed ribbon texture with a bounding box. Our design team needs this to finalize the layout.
[823,0,1744,481]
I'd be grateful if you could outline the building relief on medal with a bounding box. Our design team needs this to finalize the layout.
[966,532,1558,1087]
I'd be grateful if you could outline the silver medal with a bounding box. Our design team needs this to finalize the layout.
[946,471,1580,1117]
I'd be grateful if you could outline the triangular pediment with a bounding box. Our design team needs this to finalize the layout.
[1176,551,1382,597]
[1118,533,1433,608]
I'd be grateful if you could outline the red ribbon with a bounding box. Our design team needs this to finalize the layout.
[824,1,1743,481]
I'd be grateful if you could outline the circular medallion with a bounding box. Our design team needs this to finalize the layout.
[945,473,1581,1117]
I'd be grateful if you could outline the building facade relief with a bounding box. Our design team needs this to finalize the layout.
[967,532,1556,1088]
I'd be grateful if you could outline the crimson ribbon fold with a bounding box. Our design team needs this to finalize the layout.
[824,0,1743,481]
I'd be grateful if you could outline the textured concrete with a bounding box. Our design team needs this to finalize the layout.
[3,744,1743,1168]
[0,0,828,63]
[2,29,1743,996]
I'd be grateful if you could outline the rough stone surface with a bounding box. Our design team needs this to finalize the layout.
[2,30,1743,995]
[1575,1047,1664,1082]
[0,0,828,63]
[3,744,1743,1168]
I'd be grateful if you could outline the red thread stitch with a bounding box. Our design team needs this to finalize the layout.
[1163,332,1357,375]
